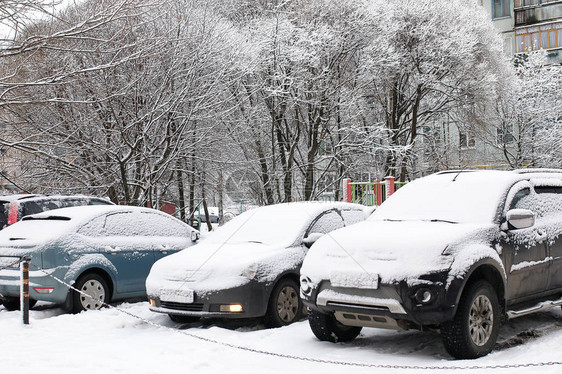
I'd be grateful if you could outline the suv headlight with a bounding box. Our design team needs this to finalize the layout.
[300,276,313,295]
[412,287,436,305]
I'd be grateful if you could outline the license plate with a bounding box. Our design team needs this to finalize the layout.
[330,272,379,289]
[160,288,194,303]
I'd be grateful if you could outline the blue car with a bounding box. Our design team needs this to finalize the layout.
[0,205,199,312]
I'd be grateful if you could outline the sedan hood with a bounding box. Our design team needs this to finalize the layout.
[301,220,496,284]
[146,240,305,296]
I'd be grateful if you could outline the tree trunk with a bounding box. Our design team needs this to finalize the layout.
[176,161,186,222]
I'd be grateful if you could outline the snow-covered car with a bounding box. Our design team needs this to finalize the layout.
[0,194,113,229]
[146,202,368,326]
[0,205,199,313]
[300,169,562,359]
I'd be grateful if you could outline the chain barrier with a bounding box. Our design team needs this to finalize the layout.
[18,262,562,371]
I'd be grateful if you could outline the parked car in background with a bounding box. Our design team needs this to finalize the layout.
[0,205,199,312]
[0,194,113,229]
[300,169,562,359]
[146,202,369,327]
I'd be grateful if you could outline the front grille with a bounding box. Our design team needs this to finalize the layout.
[327,301,391,313]
[161,301,204,312]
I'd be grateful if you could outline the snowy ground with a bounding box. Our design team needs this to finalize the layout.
[1,301,561,374]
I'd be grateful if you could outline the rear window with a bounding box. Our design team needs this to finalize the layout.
[20,198,112,217]
[0,218,72,242]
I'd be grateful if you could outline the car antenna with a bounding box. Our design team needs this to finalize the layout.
[452,164,467,182]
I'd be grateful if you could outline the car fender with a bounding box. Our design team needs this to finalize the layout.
[63,253,119,290]
[446,255,507,317]
[265,269,302,300]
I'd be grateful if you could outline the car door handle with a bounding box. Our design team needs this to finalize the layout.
[105,246,120,255]
[157,245,170,254]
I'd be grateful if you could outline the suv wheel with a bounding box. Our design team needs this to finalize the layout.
[441,280,500,359]
[308,310,362,343]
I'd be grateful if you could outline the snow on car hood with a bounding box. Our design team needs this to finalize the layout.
[146,240,305,296]
[301,219,498,285]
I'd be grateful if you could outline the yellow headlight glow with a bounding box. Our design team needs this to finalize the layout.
[219,304,244,313]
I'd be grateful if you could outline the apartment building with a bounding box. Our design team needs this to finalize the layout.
[482,0,562,63]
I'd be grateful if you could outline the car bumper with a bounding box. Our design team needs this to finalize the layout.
[0,267,69,304]
[302,276,455,328]
[148,281,269,319]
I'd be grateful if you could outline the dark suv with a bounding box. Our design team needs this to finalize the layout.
[0,194,113,229]
[300,169,562,359]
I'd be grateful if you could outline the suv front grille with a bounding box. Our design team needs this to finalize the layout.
[327,301,391,313]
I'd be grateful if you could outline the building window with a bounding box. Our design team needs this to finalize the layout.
[497,125,514,145]
[419,125,443,145]
[493,0,510,19]
[516,22,562,52]
[515,0,559,7]
[459,132,476,149]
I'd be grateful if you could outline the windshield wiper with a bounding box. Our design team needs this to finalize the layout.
[429,219,458,224]
[22,216,71,221]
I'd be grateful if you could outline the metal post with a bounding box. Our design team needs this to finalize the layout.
[197,202,201,231]
[342,178,352,203]
[385,176,395,200]
[20,258,29,325]
[376,181,383,206]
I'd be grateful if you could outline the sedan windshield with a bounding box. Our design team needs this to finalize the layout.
[370,173,510,224]
[205,206,317,247]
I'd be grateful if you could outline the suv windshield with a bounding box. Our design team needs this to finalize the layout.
[370,173,509,224]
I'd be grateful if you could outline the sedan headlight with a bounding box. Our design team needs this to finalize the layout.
[241,264,258,280]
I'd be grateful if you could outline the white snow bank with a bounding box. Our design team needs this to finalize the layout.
[0,301,561,374]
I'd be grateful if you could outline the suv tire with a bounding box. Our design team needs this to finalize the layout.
[309,310,362,342]
[441,280,500,359]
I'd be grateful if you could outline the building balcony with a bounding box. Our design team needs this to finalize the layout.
[514,0,562,26]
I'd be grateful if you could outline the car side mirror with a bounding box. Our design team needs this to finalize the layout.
[506,209,535,230]
[191,231,200,242]
[303,232,324,248]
